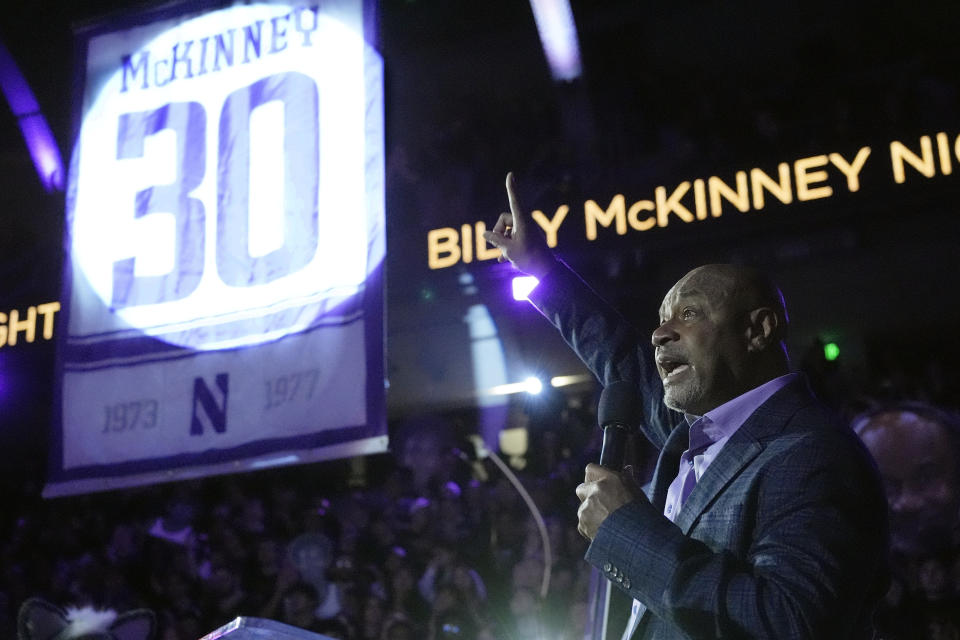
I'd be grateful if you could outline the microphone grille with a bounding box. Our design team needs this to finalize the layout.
[598,381,640,429]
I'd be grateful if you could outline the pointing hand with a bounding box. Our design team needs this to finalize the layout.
[482,172,556,278]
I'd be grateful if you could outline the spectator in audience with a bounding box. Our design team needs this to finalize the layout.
[147,489,200,550]
[379,611,416,640]
[315,615,354,639]
[2,428,547,638]
[385,555,428,624]
[279,581,323,633]
[853,402,960,639]
[359,593,387,640]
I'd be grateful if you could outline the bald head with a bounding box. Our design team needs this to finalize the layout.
[673,264,790,347]
[654,264,791,415]
[854,406,960,554]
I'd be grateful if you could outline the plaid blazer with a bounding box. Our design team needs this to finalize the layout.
[528,262,888,639]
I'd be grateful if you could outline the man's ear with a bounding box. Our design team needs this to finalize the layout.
[746,307,778,352]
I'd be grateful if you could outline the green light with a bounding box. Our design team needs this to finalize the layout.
[823,342,840,361]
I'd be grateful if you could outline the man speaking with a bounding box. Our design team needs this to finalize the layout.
[484,173,888,639]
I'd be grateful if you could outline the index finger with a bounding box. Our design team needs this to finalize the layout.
[505,172,527,233]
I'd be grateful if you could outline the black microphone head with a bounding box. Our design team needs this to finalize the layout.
[598,381,640,430]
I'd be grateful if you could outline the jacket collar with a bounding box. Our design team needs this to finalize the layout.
[648,374,816,522]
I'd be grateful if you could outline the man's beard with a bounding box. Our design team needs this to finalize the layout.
[663,374,704,415]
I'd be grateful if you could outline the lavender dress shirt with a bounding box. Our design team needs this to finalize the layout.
[622,372,801,639]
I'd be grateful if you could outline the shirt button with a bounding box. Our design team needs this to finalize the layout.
[603,563,612,573]
[624,578,631,589]
[616,575,623,583]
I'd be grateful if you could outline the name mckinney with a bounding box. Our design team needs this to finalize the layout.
[120,5,325,93]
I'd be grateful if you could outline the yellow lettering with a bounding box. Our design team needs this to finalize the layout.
[794,155,833,201]
[8,306,37,346]
[0,312,6,348]
[890,137,934,184]
[37,302,60,340]
[693,179,707,220]
[474,222,501,261]
[655,182,693,227]
[428,227,461,270]
[461,224,473,263]
[585,195,626,240]
[829,147,871,192]
[708,172,749,216]
[531,205,569,248]
[937,132,952,175]
[627,200,655,231]
[750,163,792,210]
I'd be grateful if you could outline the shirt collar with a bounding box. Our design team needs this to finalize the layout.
[685,372,800,449]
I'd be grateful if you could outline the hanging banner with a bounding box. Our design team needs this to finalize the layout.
[47,0,386,496]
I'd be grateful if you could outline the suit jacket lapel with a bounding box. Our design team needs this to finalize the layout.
[673,377,813,534]
[674,435,761,534]
[646,421,689,510]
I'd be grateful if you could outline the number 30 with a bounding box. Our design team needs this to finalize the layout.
[112,71,320,308]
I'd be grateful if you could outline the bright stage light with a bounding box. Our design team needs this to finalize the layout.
[487,376,544,396]
[488,381,527,396]
[512,275,539,301]
[528,0,582,81]
[550,373,592,387]
[524,376,543,395]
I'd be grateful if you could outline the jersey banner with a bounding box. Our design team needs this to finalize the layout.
[46,0,386,496]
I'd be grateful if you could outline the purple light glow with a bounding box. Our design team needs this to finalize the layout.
[528,0,582,82]
[0,37,65,192]
[0,354,7,401]
[16,113,64,191]
[512,275,539,301]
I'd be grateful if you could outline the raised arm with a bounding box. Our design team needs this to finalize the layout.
[484,173,677,449]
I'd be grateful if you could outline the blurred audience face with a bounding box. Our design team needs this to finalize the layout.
[509,587,538,617]
[165,497,197,530]
[399,431,442,490]
[390,564,415,599]
[208,563,240,598]
[241,497,266,534]
[384,621,414,640]
[432,586,459,616]
[451,565,474,595]
[362,595,386,639]
[282,587,319,630]
[856,409,959,555]
[107,523,140,562]
[256,538,281,576]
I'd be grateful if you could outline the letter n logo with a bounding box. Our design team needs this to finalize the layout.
[190,373,229,436]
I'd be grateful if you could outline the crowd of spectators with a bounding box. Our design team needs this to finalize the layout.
[0,389,603,640]
[1,347,958,640]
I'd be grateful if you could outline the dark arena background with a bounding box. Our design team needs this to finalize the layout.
[1,1,959,639]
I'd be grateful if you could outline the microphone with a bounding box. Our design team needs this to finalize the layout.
[598,381,640,470]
